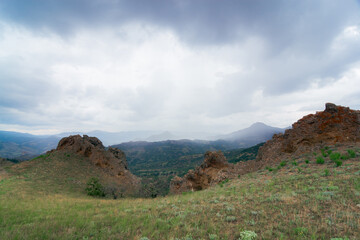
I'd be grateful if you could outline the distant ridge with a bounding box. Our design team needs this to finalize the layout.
[218,122,285,147]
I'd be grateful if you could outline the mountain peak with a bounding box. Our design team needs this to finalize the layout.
[250,122,268,128]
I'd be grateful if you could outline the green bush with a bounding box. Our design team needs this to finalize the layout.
[324,169,330,176]
[335,160,343,167]
[292,161,297,166]
[330,152,341,161]
[305,159,309,164]
[347,149,356,158]
[280,161,287,167]
[316,156,325,164]
[85,177,105,197]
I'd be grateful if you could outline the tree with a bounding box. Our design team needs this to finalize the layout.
[85,177,105,197]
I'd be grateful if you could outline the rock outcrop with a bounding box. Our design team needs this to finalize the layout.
[256,103,360,163]
[170,151,235,194]
[54,135,140,194]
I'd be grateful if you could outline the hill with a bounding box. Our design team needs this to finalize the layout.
[0,146,359,239]
[0,131,60,160]
[218,122,285,148]
[5,135,141,198]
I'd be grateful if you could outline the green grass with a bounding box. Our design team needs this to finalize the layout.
[1,155,360,239]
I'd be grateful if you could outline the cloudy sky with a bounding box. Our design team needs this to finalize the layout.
[0,0,360,135]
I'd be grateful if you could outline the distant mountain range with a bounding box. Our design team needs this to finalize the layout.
[0,122,285,160]
[217,122,286,148]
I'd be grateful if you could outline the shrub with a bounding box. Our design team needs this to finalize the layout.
[330,152,341,161]
[334,160,343,167]
[85,177,105,197]
[239,230,257,240]
[280,161,287,167]
[324,169,330,176]
[225,216,236,222]
[316,156,325,164]
[341,154,350,160]
[292,161,297,166]
[305,159,309,164]
[347,149,356,158]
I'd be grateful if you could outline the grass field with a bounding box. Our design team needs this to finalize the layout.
[0,149,360,239]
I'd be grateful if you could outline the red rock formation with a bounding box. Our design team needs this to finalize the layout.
[54,135,140,194]
[170,151,236,194]
[256,103,360,163]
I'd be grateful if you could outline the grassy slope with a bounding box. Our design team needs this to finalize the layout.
[0,149,360,239]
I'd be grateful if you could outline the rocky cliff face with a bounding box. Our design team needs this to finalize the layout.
[54,135,140,194]
[256,103,360,163]
[170,151,236,194]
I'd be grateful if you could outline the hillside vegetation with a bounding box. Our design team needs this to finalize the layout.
[1,146,359,239]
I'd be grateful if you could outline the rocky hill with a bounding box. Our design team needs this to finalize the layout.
[171,103,360,194]
[256,103,360,163]
[53,135,141,195]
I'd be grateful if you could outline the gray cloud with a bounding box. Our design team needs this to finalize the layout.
[0,1,360,134]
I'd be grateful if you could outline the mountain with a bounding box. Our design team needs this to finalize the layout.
[0,122,282,161]
[0,131,60,160]
[218,122,285,147]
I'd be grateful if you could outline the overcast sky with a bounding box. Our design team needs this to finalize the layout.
[0,0,360,135]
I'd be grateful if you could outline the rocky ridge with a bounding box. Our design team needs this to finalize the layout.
[171,103,360,194]
[52,135,140,194]
[256,103,360,163]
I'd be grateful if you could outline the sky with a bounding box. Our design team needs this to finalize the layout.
[0,0,360,136]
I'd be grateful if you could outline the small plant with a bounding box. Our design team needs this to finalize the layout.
[292,161,297,166]
[321,149,328,157]
[209,234,218,240]
[324,169,330,176]
[85,177,105,197]
[225,216,236,222]
[239,230,257,240]
[341,154,350,160]
[268,167,273,172]
[316,156,325,164]
[327,149,332,155]
[294,227,308,236]
[140,238,150,240]
[280,161,287,167]
[330,152,341,161]
[347,149,356,158]
[305,159,309,164]
[334,160,343,167]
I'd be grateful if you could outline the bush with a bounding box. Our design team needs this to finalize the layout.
[292,161,297,166]
[85,177,105,197]
[341,154,350,160]
[239,230,257,240]
[305,159,309,164]
[316,156,325,164]
[324,169,330,176]
[334,160,343,167]
[280,161,287,167]
[347,149,356,158]
[330,152,341,161]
